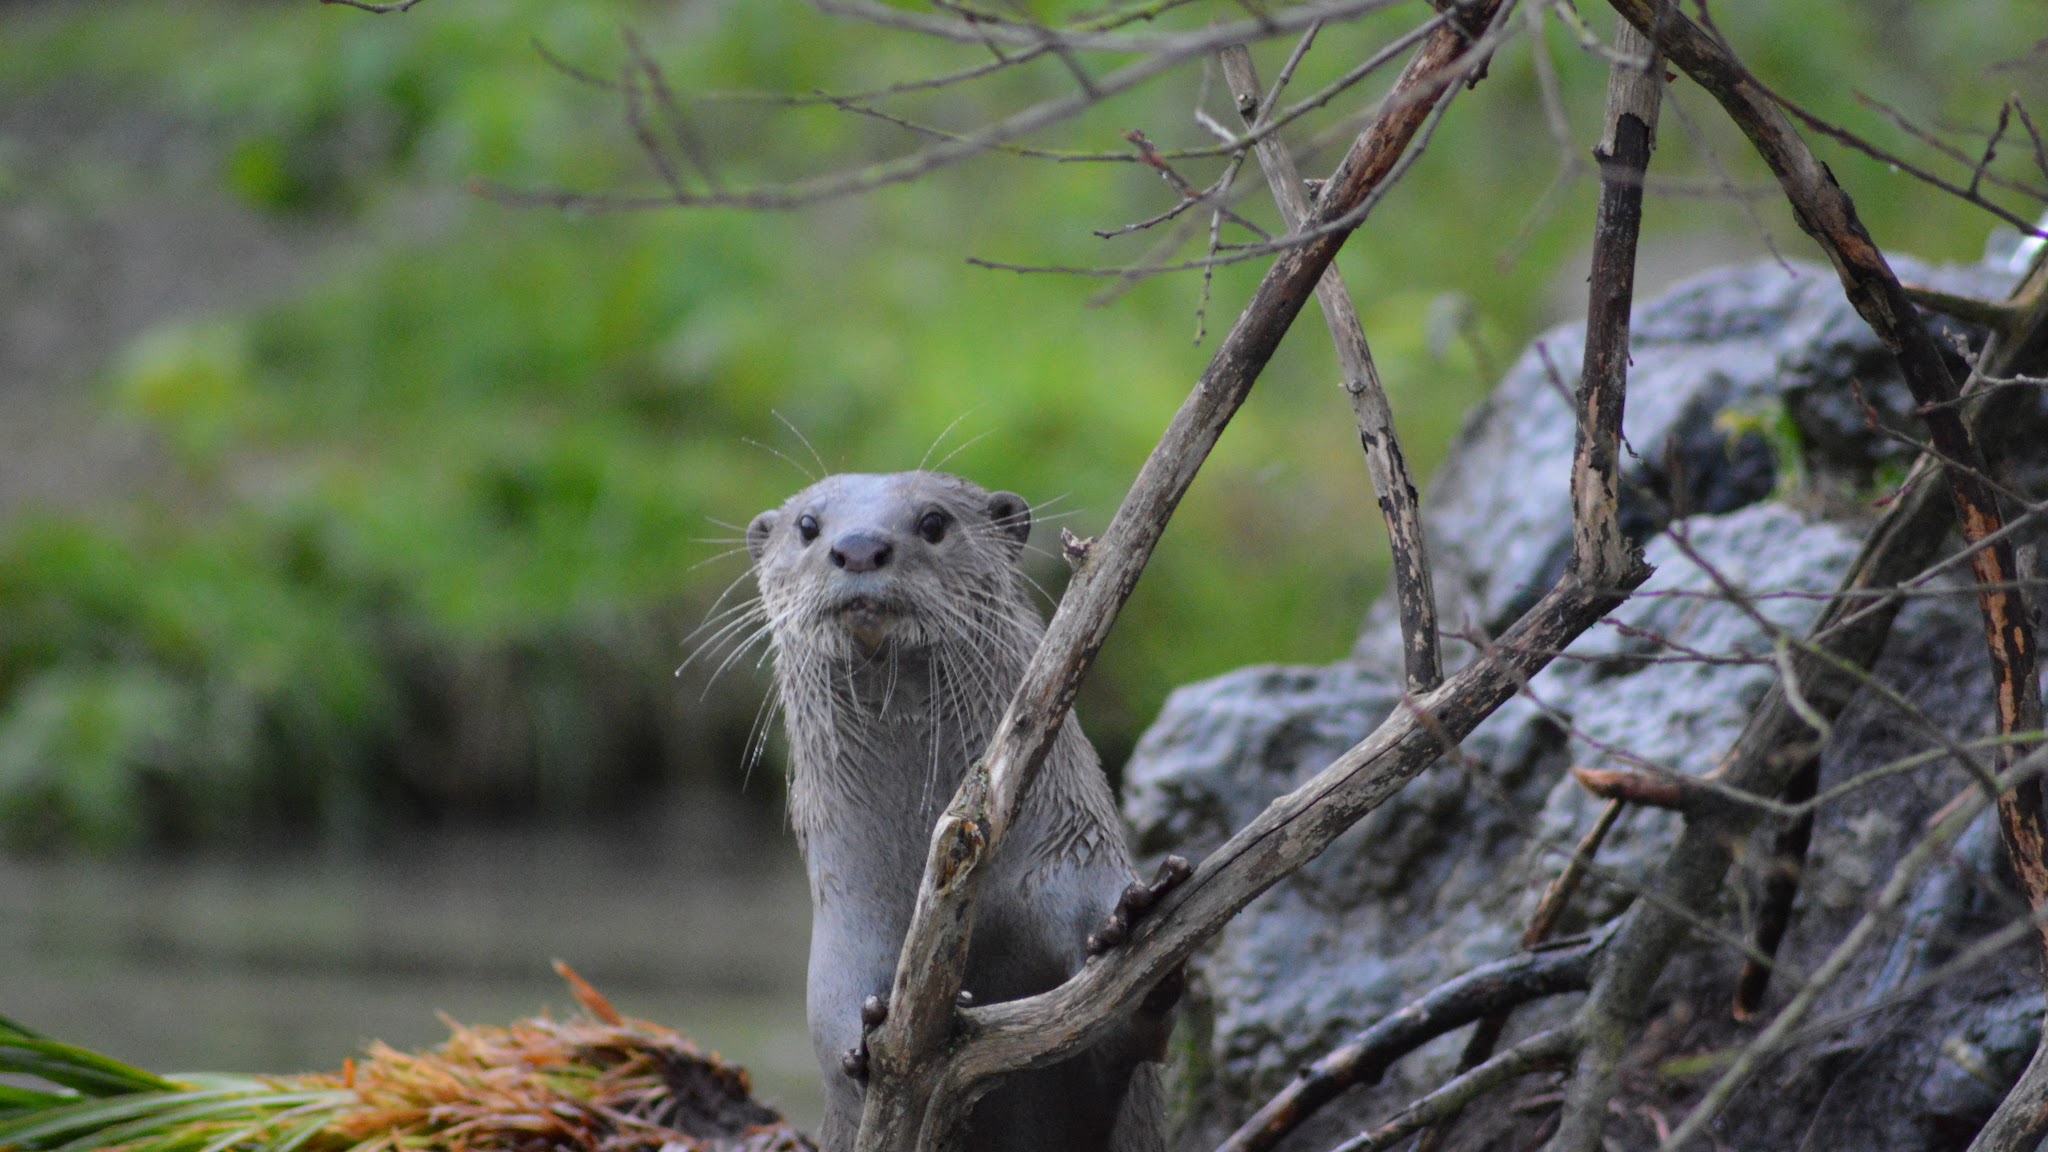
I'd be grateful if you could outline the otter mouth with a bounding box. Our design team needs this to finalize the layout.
[828,592,913,653]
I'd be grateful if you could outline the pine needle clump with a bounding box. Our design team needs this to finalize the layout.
[0,964,813,1152]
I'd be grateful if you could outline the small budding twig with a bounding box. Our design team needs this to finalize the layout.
[1569,765,1693,811]
[1219,41,1443,694]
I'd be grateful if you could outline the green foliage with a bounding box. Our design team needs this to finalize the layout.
[0,1019,349,1152]
[0,0,2038,848]
[0,1016,182,1104]
[1714,400,1808,502]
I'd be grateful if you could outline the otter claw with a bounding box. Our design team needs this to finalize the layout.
[1085,920,1126,954]
[1155,855,1193,889]
[1119,879,1156,915]
[1088,855,1192,956]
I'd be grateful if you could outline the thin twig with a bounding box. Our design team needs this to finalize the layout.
[486,0,1410,213]
[1327,1029,1581,1152]
[1411,799,1625,1151]
[1551,5,2048,1148]
[1658,762,2042,1150]
[1220,42,1443,692]
[1215,927,1615,1152]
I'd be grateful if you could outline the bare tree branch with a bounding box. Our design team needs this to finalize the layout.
[1731,756,1818,1020]
[483,0,1408,214]
[1660,755,2048,1151]
[1410,799,1625,1152]
[1327,1029,1581,1152]
[1216,925,1615,1152]
[839,6,1531,1139]
[1568,19,1662,585]
[1219,42,1442,692]
[844,6,1657,1149]
[1546,5,2048,1147]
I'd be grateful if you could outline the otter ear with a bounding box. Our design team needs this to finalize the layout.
[985,492,1031,554]
[747,510,780,563]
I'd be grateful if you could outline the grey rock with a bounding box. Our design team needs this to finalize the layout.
[1127,257,2046,1151]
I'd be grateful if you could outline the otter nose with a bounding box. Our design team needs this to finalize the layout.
[830,532,894,573]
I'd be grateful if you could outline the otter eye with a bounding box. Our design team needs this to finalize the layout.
[917,510,950,544]
[797,514,820,543]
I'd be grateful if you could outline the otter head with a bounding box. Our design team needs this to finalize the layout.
[747,472,1033,659]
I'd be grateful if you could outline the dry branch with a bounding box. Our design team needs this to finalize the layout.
[1731,754,1819,1020]
[850,9,1527,1149]
[1409,797,1627,1152]
[1545,5,2048,1149]
[1219,43,1442,693]
[1663,753,2048,1152]
[1326,1029,1580,1152]
[318,0,427,11]
[1568,18,1661,584]
[1568,765,1694,811]
[1215,926,1613,1152]
[488,0,1406,214]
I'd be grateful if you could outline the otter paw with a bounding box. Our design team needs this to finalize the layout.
[1087,855,1192,955]
[842,995,890,1083]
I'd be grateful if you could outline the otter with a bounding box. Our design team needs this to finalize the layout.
[743,471,1178,1152]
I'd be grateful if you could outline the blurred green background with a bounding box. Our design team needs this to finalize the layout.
[0,0,2040,1124]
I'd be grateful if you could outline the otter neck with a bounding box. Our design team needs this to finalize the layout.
[781,640,1015,891]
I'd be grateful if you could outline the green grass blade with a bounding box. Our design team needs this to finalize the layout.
[0,1088,244,1147]
[269,1112,338,1152]
[190,1095,349,1152]
[0,1086,78,1112]
[0,1053,152,1099]
[0,1037,180,1096]
[49,1091,345,1152]
[0,1015,47,1040]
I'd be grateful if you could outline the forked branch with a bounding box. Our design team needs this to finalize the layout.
[853,4,1660,1148]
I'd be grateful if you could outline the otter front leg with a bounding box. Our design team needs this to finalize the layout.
[1087,855,1191,1067]
[1085,855,1191,955]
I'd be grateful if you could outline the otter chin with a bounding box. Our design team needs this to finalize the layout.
[832,596,902,653]
[742,469,1169,1152]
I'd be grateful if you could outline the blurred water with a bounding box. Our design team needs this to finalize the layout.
[0,793,824,1131]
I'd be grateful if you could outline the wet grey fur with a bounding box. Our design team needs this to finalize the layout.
[744,471,1166,1152]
